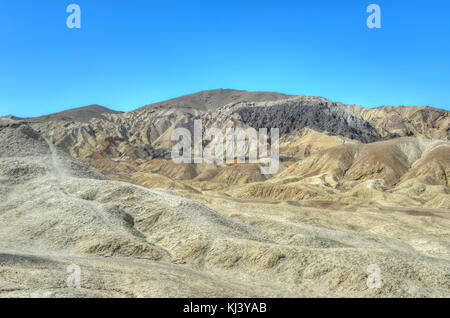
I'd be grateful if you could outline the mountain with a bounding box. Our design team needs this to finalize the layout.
[23,105,122,123]
[347,104,449,141]
[1,90,449,297]
[136,88,295,112]
[17,90,448,164]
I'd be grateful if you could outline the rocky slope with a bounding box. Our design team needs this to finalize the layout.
[230,137,450,210]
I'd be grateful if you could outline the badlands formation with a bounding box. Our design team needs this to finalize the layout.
[0,89,449,297]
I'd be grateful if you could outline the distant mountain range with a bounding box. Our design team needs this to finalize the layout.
[4,89,447,160]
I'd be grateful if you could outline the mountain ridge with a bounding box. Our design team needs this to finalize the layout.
[4,89,449,120]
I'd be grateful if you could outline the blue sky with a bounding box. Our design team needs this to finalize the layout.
[1,0,449,117]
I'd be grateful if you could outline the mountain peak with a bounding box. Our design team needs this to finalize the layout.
[135,89,296,112]
[24,104,122,123]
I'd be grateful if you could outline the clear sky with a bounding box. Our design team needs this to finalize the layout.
[1,0,449,117]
